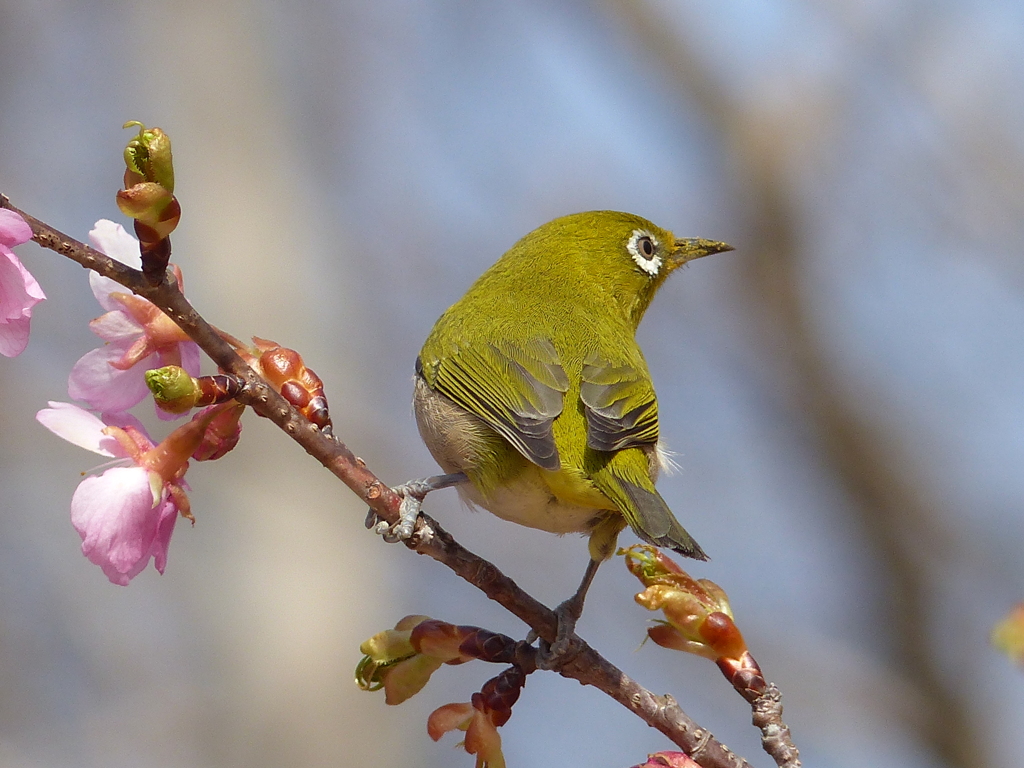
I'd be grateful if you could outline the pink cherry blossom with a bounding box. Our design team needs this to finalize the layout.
[36,401,194,585]
[0,209,46,357]
[68,220,199,418]
[71,464,181,585]
[629,752,701,768]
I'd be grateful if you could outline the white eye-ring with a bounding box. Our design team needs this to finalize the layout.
[627,229,662,276]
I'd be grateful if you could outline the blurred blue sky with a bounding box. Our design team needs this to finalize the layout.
[2,1,1023,767]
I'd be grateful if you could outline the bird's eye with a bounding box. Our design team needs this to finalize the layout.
[627,230,662,276]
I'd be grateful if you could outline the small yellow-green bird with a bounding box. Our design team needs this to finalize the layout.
[400,211,731,643]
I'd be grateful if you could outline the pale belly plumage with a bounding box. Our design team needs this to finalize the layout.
[452,463,607,535]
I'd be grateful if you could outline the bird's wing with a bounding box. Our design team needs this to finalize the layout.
[418,338,569,470]
[594,459,707,560]
[579,350,659,452]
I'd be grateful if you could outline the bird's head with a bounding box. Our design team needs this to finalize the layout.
[520,211,733,327]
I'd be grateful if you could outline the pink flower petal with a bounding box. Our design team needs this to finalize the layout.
[89,219,142,267]
[68,343,153,412]
[41,394,186,585]
[89,309,143,342]
[36,401,124,456]
[88,220,142,310]
[0,314,32,358]
[100,409,151,436]
[630,752,702,768]
[176,340,202,378]
[89,272,132,313]
[72,219,199,420]
[0,249,45,311]
[0,247,46,357]
[71,466,165,585]
[0,209,32,247]
[150,497,179,574]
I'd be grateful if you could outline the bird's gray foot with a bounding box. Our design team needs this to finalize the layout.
[365,472,466,542]
[534,595,586,670]
[532,559,602,670]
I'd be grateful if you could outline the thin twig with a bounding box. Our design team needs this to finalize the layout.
[1,194,753,768]
[751,685,800,768]
[718,652,801,767]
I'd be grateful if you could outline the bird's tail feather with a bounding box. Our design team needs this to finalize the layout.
[611,476,708,561]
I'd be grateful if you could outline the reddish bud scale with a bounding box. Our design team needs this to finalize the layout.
[130,196,181,242]
[248,339,333,432]
[458,628,518,664]
[136,228,172,282]
[280,380,310,407]
[192,402,245,461]
[715,652,766,703]
[195,374,245,406]
[257,345,302,385]
[410,620,475,664]
[477,665,526,727]
[698,611,748,660]
[304,394,332,434]
[116,183,174,224]
[288,367,329,430]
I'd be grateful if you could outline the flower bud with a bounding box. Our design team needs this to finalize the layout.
[622,545,747,661]
[356,616,473,705]
[241,338,332,432]
[120,122,180,256]
[123,121,174,192]
[623,545,768,699]
[147,368,246,418]
[191,401,244,461]
[116,183,180,241]
[147,366,201,414]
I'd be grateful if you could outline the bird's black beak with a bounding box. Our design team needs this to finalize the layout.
[668,238,734,269]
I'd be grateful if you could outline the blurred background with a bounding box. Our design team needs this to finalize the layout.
[2,1,1023,766]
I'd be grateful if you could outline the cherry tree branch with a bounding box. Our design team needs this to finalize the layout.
[752,685,800,768]
[1,194,756,768]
